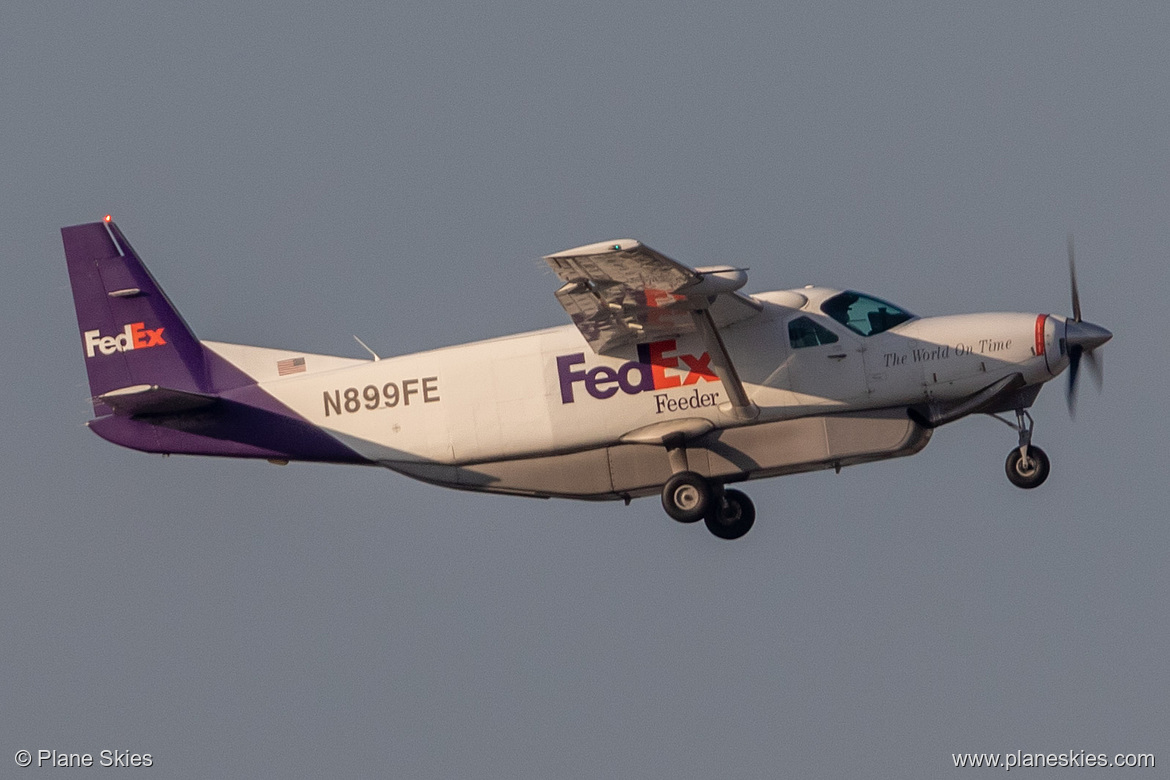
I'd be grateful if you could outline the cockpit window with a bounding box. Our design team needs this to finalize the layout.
[788,316,840,349]
[820,291,914,336]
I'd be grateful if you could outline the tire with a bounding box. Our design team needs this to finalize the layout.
[704,489,756,540]
[1005,445,1050,489]
[661,471,712,523]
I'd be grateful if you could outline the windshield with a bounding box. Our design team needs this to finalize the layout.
[821,291,914,336]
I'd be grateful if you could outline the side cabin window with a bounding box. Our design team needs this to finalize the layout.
[821,291,914,336]
[788,316,840,349]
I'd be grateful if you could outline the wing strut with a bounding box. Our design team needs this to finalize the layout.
[543,238,762,421]
[693,309,759,420]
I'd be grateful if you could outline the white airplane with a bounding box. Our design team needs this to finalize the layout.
[63,218,1111,539]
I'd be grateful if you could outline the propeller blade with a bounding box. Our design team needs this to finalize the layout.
[1068,233,1082,323]
[1063,236,1109,417]
[1084,349,1104,392]
[1066,343,1082,418]
[1064,320,1109,418]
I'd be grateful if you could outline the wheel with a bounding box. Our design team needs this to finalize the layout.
[1005,445,1050,489]
[661,471,712,523]
[704,489,756,540]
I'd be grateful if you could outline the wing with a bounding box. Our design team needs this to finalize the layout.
[543,239,761,354]
[544,239,762,419]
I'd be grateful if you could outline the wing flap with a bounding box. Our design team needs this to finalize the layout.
[544,238,763,419]
[544,239,694,291]
[544,240,760,354]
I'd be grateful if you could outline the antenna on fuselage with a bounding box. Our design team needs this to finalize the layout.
[353,335,381,361]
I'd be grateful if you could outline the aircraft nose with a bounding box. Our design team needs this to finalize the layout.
[1065,319,1112,351]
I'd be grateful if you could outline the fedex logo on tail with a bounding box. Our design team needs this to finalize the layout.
[557,339,718,403]
[83,323,167,358]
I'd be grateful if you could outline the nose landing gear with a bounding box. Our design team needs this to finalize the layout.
[1006,446,1050,488]
[993,408,1051,489]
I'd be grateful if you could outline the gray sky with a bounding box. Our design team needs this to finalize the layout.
[3,2,1167,777]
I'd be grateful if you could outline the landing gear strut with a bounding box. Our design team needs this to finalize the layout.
[659,435,757,538]
[992,408,1050,489]
[660,472,756,539]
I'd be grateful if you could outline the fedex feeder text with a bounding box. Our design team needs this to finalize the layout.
[556,338,721,414]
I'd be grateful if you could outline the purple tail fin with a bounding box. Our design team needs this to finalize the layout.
[62,218,209,413]
[62,218,366,464]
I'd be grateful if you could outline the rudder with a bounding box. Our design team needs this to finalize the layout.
[62,218,209,413]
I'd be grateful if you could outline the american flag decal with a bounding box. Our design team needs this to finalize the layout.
[276,356,306,376]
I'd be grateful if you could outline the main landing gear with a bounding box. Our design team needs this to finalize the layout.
[993,408,1050,489]
[661,470,756,540]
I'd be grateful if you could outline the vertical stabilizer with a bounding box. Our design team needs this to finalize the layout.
[62,218,208,413]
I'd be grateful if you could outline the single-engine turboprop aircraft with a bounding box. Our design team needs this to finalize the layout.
[63,218,1111,539]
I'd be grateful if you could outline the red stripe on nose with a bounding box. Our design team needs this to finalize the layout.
[1034,314,1047,356]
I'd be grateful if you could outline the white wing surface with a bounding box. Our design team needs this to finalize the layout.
[543,239,761,355]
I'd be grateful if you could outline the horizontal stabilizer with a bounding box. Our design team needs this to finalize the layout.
[97,385,219,416]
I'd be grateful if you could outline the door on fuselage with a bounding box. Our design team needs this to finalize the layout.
[782,314,870,404]
[817,290,917,405]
